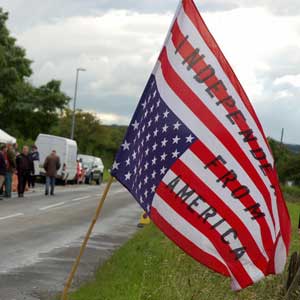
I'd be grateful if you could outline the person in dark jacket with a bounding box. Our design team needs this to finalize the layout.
[28,145,40,190]
[0,144,7,200]
[4,143,16,198]
[16,146,33,198]
[43,150,61,196]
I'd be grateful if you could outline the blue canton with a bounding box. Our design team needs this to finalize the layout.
[111,74,196,214]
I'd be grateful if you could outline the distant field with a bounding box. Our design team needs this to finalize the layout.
[68,197,300,300]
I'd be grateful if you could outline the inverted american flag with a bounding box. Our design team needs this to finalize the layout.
[112,75,196,214]
[111,0,291,291]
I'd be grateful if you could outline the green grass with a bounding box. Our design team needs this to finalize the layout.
[282,185,300,203]
[102,169,111,182]
[69,201,300,300]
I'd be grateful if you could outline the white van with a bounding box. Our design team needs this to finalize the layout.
[35,134,78,182]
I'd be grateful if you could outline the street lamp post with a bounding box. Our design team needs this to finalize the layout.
[70,68,86,140]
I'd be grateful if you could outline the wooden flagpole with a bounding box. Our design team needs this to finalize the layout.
[61,175,114,300]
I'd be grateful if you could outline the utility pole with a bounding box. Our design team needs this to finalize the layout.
[280,128,284,148]
[70,68,86,140]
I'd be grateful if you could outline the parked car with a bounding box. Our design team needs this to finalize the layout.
[78,154,104,185]
[35,134,78,183]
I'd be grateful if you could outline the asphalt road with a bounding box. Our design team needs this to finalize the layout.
[0,182,141,300]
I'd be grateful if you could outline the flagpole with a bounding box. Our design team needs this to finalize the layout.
[61,175,114,300]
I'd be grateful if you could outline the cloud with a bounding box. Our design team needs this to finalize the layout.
[2,0,299,33]
[15,10,172,125]
[274,74,300,88]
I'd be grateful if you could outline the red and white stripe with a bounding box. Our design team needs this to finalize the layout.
[149,0,291,290]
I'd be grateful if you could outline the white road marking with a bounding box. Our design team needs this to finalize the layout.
[0,213,24,221]
[71,196,91,202]
[39,202,66,211]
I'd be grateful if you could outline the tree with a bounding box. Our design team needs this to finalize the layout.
[10,80,70,139]
[0,8,70,139]
[268,137,300,184]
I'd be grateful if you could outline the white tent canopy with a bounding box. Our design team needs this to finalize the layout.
[0,129,16,144]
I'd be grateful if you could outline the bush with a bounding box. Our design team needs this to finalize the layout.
[282,185,300,202]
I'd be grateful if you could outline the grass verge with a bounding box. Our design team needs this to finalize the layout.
[102,169,111,182]
[69,201,300,300]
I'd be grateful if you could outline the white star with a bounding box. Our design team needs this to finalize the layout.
[161,138,168,147]
[161,153,167,161]
[157,100,161,108]
[138,182,142,189]
[153,90,157,98]
[144,190,148,198]
[148,119,153,128]
[132,120,139,130]
[140,197,144,204]
[132,151,137,160]
[152,143,158,151]
[144,110,148,118]
[151,185,156,193]
[121,140,130,151]
[186,135,195,143]
[172,136,181,144]
[144,176,149,184]
[145,148,150,156]
[142,125,146,132]
[152,157,157,165]
[133,137,137,144]
[141,139,144,146]
[144,162,149,170]
[139,168,142,175]
[154,114,160,122]
[173,121,181,130]
[172,149,180,158]
[125,158,131,166]
[142,101,147,109]
[137,131,141,138]
[150,105,155,113]
[146,134,151,142]
[163,110,170,118]
[146,204,151,212]
[112,161,119,170]
[162,124,169,133]
[148,95,151,102]
[151,170,157,179]
[134,167,137,174]
[125,172,132,181]
[160,166,167,175]
[153,128,159,137]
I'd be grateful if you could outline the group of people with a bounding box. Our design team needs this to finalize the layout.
[0,143,61,199]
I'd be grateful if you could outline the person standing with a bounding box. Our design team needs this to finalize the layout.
[0,144,7,200]
[43,150,61,196]
[4,143,16,198]
[29,145,40,191]
[16,146,33,198]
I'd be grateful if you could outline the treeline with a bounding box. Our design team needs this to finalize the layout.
[269,138,300,185]
[0,7,126,168]
[52,110,127,167]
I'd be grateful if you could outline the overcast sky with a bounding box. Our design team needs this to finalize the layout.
[1,0,300,143]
